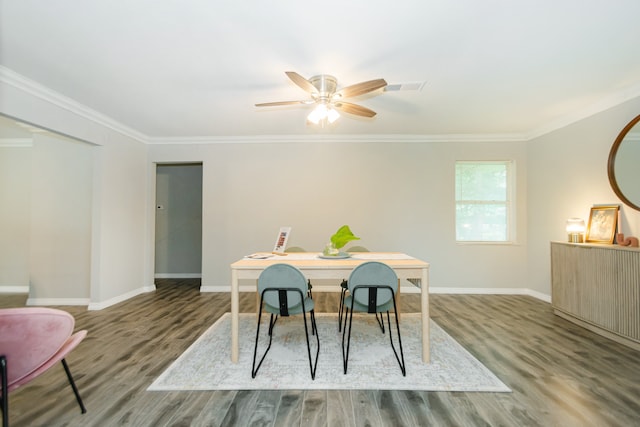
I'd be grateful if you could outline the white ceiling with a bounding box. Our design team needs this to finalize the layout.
[2,0,640,141]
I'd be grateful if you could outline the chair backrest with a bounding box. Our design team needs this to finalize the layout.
[284,246,306,253]
[0,307,75,387]
[348,261,398,308]
[346,246,369,252]
[258,264,308,311]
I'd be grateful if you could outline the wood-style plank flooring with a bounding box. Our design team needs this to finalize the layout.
[1,279,640,426]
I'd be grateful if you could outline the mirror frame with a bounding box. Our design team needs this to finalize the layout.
[607,113,640,211]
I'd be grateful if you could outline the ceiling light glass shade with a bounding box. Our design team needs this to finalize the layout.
[307,104,326,124]
[307,103,340,124]
[326,107,340,123]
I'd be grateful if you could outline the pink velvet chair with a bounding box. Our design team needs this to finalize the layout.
[0,307,87,426]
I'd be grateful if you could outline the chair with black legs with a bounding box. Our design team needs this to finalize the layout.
[0,308,87,427]
[341,261,406,376]
[284,247,313,298]
[339,246,384,332]
[252,263,320,380]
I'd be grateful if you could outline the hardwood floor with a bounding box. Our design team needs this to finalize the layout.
[1,280,639,426]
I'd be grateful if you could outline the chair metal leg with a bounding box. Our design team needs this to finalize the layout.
[252,304,275,378]
[307,279,313,299]
[342,305,354,374]
[338,289,345,332]
[387,295,406,376]
[338,280,348,332]
[338,290,344,332]
[375,312,385,333]
[61,358,87,414]
[1,355,8,427]
[341,304,349,337]
[302,308,320,380]
[268,314,278,336]
[342,287,406,377]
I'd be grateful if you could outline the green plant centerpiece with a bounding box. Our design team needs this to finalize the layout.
[323,225,360,256]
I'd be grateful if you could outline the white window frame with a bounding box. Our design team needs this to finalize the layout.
[455,160,515,244]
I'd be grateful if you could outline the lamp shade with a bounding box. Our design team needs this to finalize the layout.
[307,103,340,125]
[566,218,585,243]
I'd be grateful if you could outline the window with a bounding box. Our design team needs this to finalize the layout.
[455,161,513,242]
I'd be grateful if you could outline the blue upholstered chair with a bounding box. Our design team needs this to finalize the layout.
[252,264,320,380]
[341,261,406,376]
[284,247,313,297]
[338,246,376,332]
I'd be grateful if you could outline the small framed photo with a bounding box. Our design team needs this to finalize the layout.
[586,205,619,244]
[272,226,291,253]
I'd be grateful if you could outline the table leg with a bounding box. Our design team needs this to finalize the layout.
[421,267,430,363]
[231,269,239,363]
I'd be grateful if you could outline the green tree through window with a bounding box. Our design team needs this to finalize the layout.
[455,161,513,242]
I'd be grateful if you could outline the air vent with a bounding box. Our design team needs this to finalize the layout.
[384,81,426,92]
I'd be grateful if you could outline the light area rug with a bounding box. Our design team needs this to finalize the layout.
[148,313,510,392]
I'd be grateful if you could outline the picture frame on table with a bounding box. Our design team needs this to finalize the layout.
[585,205,619,244]
[273,226,291,253]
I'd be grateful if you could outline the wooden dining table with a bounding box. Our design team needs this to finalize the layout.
[230,252,431,364]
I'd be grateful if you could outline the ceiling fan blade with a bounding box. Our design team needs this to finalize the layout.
[285,71,319,95]
[255,100,312,107]
[333,101,377,118]
[334,78,387,99]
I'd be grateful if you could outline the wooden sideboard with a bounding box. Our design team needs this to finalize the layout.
[550,241,640,350]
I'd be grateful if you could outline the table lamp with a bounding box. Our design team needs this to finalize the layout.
[566,218,585,243]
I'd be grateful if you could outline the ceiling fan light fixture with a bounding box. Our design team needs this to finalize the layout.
[307,104,324,124]
[327,107,340,123]
[307,103,339,125]
[259,71,385,124]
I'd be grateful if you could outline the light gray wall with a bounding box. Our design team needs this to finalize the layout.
[527,96,640,294]
[2,69,639,306]
[28,132,93,301]
[149,139,529,292]
[1,76,149,308]
[0,144,31,288]
[155,163,203,276]
[0,132,94,301]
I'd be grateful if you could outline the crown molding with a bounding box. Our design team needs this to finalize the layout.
[0,66,148,144]
[0,67,530,145]
[0,138,32,147]
[3,66,639,146]
[146,133,528,145]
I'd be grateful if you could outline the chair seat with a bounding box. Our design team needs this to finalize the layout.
[0,307,88,422]
[263,297,315,315]
[341,261,405,376]
[253,263,320,380]
[0,307,75,388]
[8,330,87,393]
[343,295,394,314]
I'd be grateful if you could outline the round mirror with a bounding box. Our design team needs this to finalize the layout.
[608,114,640,211]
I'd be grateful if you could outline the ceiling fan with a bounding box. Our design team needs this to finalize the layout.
[255,71,387,124]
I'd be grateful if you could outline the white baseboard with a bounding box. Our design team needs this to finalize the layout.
[27,297,91,306]
[154,273,202,279]
[87,285,156,311]
[430,287,551,302]
[200,285,229,292]
[522,289,551,302]
[0,285,29,293]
